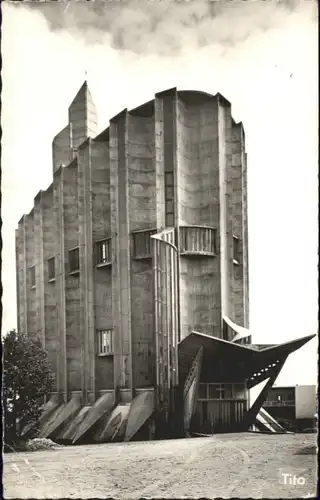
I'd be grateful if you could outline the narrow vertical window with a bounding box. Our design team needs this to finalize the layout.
[133,229,157,259]
[48,257,55,281]
[98,329,114,355]
[96,238,112,266]
[233,236,240,265]
[69,247,80,274]
[29,266,36,288]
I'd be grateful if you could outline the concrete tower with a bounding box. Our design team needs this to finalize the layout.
[15,84,314,442]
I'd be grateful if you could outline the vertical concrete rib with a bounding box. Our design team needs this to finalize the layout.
[34,192,45,346]
[157,88,181,342]
[86,141,95,401]
[110,110,133,400]
[79,139,95,404]
[242,146,249,328]
[54,167,67,400]
[154,97,165,229]
[22,217,28,335]
[15,229,21,333]
[218,98,229,319]
[16,217,28,335]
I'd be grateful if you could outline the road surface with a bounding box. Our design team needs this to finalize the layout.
[4,432,317,498]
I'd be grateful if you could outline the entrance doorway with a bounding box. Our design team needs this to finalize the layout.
[192,383,248,433]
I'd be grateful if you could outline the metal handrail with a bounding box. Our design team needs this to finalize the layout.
[264,400,295,406]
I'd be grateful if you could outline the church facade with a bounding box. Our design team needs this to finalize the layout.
[15,83,313,442]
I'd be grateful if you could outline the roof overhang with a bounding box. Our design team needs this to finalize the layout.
[178,331,315,388]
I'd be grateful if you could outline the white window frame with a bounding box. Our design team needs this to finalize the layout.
[96,238,112,266]
[98,328,114,356]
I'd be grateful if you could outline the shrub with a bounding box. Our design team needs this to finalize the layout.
[3,330,54,445]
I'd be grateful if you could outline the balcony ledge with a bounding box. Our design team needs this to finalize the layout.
[69,270,80,276]
[180,251,216,257]
[96,262,112,268]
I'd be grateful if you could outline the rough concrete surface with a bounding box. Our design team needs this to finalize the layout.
[4,433,317,499]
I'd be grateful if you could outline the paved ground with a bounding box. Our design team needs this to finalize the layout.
[4,433,317,498]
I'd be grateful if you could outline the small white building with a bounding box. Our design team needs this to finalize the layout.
[264,384,317,424]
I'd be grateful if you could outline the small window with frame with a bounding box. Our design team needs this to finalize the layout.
[48,257,55,281]
[69,247,80,274]
[133,229,157,259]
[98,329,114,355]
[233,236,240,265]
[96,238,112,266]
[29,266,36,288]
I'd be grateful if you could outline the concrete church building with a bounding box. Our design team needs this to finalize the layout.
[15,82,314,442]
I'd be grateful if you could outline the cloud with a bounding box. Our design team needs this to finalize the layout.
[10,0,317,55]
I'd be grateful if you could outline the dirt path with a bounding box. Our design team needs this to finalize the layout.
[4,433,317,498]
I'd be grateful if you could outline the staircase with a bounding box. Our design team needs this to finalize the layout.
[255,407,287,433]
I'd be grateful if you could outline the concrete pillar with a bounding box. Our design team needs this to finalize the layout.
[53,166,67,401]
[78,139,95,404]
[218,96,231,322]
[110,110,133,402]
[34,191,45,346]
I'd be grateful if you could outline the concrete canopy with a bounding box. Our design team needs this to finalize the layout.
[178,331,315,388]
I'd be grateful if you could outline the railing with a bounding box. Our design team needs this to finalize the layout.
[198,382,247,401]
[264,400,295,407]
[132,228,157,259]
[179,225,216,256]
[151,228,179,422]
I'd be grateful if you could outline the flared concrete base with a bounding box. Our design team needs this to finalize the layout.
[33,390,156,444]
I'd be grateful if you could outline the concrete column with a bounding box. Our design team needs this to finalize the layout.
[218,97,230,321]
[15,228,21,334]
[154,97,166,230]
[78,139,95,404]
[155,89,181,342]
[34,191,45,346]
[53,166,67,401]
[25,212,37,338]
[242,147,249,328]
[41,185,58,391]
[110,110,133,401]
[16,217,28,335]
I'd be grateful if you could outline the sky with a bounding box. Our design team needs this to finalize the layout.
[1,0,318,386]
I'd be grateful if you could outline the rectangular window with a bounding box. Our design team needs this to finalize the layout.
[208,384,220,399]
[165,172,174,186]
[233,236,240,264]
[133,229,157,259]
[48,257,55,281]
[166,200,174,213]
[165,186,174,200]
[98,329,114,355]
[96,238,112,266]
[69,247,79,274]
[165,213,174,227]
[29,266,36,288]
